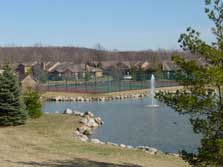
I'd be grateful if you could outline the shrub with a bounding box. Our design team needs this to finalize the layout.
[24,88,42,119]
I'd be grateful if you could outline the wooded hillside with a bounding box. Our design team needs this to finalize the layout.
[0,47,194,64]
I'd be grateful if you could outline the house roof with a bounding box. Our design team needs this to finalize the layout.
[162,61,180,71]
[47,62,61,72]
[87,66,103,72]
[50,63,86,73]
[21,75,37,84]
[101,61,132,70]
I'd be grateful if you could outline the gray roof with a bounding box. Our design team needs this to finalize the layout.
[101,61,132,70]
[50,63,102,73]
[162,61,180,71]
[51,63,85,73]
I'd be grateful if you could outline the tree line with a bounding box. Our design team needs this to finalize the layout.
[0,46,195,64]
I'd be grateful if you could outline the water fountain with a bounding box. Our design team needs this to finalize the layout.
[147,74,159,107]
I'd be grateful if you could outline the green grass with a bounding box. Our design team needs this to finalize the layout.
[0,114,190,167]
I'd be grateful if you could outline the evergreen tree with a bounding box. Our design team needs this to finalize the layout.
[24,88,42,119]
[0,64,27,126]
[157,1,223,166]
[85,71,91,81]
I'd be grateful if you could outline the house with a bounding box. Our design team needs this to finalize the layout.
[16,64,26,80]
[162,61,181,80]
[15,62,37,80]
[48,63,104,81]
[32,63,48,82]
[48,63,86,80]
[46,62,61,72]
[116,61,131,75]
[21,75,37,91]
[101,61,132,76]
[86,65,103,78]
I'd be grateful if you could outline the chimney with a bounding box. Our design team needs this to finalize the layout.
[41,62,46,71]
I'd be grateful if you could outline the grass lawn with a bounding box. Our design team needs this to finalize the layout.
[0,114,189,167]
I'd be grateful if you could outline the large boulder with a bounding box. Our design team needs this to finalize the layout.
[84,111,94,118]
[77,97,84,102]
[90,139,101,144]
[99,97,105,102]
[73,110,84,117]
[106,142,118,147]
[80,117,99,128]
[120,144,126,148]
[74,130,81,136]
[83,128,92,135]
[55,96,62,101]
[94,117,104,125]
[87,118,99,127]
[77,126,89,133]
[63,108,73,114]
[79,134,88,142]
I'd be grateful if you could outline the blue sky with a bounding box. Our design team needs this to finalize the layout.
[0,0,214,51]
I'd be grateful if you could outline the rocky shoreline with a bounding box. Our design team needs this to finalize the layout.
[47,93,148,102]
[63,109,180,157]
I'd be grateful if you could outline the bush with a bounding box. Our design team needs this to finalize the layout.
[24,88,42,119]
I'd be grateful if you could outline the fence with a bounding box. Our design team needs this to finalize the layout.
[37,79,179,94]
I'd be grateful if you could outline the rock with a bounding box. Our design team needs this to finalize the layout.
[74,130,81,136]
[90,139,101,144]
[107,142,118,147]
[83,129,92,135]
[120,144,126,148]
[77,97,84,102]
[55,96,62,101]
[146,150,156,155]
[170,153,180,157]
[84,111,94,118]
[73,110,84,117]
[85,98,90,102]
[149,147,159,153]
[115,96,120,99]
[137,146,159,154]
[87,118,99,127]
[80,117,98,128]
[99,97,105,102]
[79,134,88,142]
[63,108,73,114]
[76,126,89,133]
[94,117,104,125]
[136,146,145,150]
[126,145,134,149]
[80,118,88,125]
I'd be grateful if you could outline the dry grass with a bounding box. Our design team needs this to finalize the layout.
[0,114,189,167]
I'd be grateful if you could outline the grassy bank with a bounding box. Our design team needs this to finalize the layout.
[0,114,189,167]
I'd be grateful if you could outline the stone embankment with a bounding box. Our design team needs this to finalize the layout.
[63,108,180,157]
[48,93,148,102]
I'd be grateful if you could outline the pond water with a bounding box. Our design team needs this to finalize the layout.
[42,97,201,153]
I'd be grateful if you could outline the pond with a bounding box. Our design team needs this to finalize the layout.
[42,97,201,153]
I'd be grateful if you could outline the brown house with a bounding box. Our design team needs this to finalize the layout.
[21,75,37,91]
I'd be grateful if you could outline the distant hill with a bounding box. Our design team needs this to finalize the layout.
[0,47,194,64]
